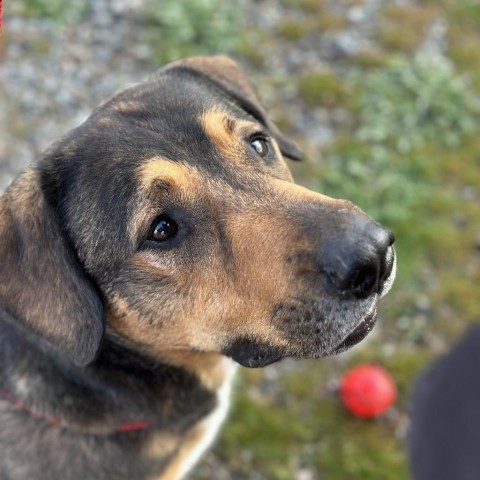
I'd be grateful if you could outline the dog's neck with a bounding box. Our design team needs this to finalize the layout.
[0,317,226,435]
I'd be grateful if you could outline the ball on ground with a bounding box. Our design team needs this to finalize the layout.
[340,364,397,418]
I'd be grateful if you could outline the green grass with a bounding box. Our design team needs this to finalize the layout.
[208,355,414,479]
[298,71,353,108]
[278,19,310,41]
[142,0,246,63]
[378,4,439,53]
[14,0,87,24]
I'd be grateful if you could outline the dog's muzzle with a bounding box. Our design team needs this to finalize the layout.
[225,208,397,368]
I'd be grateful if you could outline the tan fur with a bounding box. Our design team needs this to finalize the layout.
[201,110,254,162]
[156,424,207,480]
[201,110,293,181]
[138,158,200,190]
[143,433,179,462]
[129,158,203,246]
[112,100,146,115]
[157,351,233,392]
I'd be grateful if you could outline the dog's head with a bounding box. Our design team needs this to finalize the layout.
[0,56,395,368]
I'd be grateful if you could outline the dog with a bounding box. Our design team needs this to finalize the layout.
[0,56,396,480]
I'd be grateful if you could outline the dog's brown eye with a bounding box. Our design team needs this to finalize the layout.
[250,137,269,158]
[151,216,178,242]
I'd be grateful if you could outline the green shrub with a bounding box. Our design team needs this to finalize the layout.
[16,0,86,24]
[143,0,245,63]
[356,54,480,152]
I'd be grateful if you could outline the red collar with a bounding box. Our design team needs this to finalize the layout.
[0,387,151,433]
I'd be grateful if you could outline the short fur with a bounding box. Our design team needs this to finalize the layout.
[0,56,396,480]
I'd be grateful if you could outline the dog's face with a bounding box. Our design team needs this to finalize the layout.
[0,56,395,368]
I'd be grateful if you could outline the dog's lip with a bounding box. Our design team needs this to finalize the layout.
[379,247,396,298]
[332,309,377,353]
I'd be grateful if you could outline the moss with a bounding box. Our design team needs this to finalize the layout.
[315,12,347,32]
[143,0,244,64]
[236,37,267,68]
[279,0,327,13]
[277,18,311,41]
[448,30,480,90]
[216,378,315,478]
[426,0,480,28]
[298,71,352,108]
[378,5,439,53]
[353,49,388,69]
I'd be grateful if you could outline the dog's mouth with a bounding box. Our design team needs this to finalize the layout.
[223,304,377,368]
[224,338,284,368]
[224,309,379,368]
[329,309,377,355]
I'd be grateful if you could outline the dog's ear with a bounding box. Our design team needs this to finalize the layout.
[0,168,104,366]
[166,56,304,161]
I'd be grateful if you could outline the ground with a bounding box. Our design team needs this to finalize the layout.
[1,0,480,478]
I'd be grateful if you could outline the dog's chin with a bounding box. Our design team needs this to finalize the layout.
[225,308,379,368]
[224,338,284,368]
[327,309,378,356]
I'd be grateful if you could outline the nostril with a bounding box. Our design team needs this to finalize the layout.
[325,258,380,300]
[350,263,379,299]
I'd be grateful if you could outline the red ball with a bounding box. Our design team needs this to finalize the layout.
[340,364,397,418]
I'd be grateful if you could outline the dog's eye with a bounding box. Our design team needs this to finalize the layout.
[151,216,178,242]
[250,137,269,158]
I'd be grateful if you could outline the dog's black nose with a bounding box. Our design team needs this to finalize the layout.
[323,216,395,299]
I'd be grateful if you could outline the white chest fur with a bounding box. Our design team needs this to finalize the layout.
[159,358,238,480]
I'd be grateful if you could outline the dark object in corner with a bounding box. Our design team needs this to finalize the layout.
[409,325,480,480]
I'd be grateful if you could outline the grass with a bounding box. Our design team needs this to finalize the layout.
[278,19,310,41]
[378,4,440,53]
[14,0,87,25]
[142,0,246,63]
[298,71,353,108]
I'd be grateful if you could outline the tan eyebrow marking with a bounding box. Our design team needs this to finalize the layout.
[137,157,198,190]
[130,157,202,245]
[201,110,260,162]
[225,117,236,134]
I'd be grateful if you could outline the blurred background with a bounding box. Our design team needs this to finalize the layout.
[1,0,480,478]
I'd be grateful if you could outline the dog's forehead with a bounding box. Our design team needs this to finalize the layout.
[74,72,273,187]
[52,68,288,239]
[100,71,245,133]
[88,71,254,167]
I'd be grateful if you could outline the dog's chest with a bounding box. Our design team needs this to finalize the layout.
[146,358,237,480]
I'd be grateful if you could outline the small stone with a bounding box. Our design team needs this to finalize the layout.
[295,467,315,480]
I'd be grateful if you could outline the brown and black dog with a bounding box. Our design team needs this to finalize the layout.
[0,56,396,479]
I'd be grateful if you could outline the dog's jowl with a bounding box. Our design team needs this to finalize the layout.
[0,56,396,480]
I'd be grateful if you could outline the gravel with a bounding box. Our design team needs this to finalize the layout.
[1,0,447,192]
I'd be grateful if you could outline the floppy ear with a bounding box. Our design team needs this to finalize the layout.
[166,55,304,161]
[0,168,104,366]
